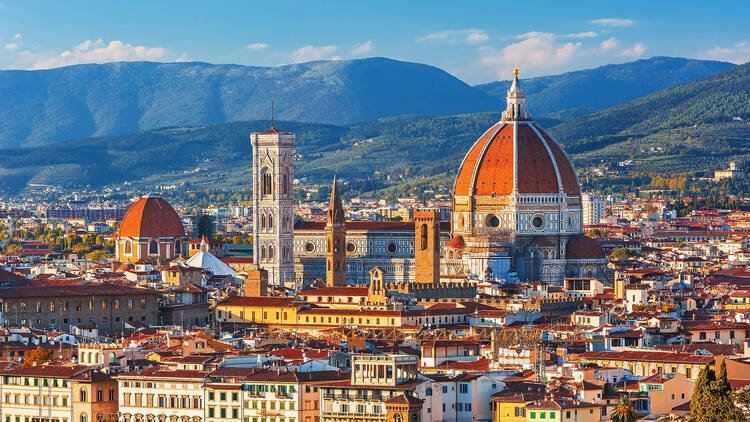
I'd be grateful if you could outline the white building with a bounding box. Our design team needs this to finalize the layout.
[582,193,606,226]
[117,367,206,422]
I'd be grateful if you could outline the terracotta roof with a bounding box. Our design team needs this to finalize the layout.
[578,350,713,364]
[566,235,606,260]
[0,364,87,378]
[385,393,424,405]
[0,284,158,298]
[118,196,185,238]
[253,127,293,136]
[445,235,465,248]
[454,121,579,197]
[302,287,369,297]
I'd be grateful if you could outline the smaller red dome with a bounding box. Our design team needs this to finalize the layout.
[445,235,465,248]
[118,196,185,238]
[566,235,605,260]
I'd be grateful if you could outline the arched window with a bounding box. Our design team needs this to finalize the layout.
[174,241,181,255]
[420,224,428,250]
[282,168,290,195]
[261,246,266,261]
[261,214,266,230]
[393,415,403,422]
[124,240,132,255]
[269,215,274,229]
[80,389,87,402]
[268,246,274,261]
[148,240,158,255]
[80,414,87,422]
[260,168,272,196]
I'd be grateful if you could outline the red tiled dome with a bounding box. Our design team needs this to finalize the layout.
[118,196,185,238]
[566,235,605,260]
[453,121,580,197]
[445,235,465,248]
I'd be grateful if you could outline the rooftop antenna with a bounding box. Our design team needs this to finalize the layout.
[271,99,275,130]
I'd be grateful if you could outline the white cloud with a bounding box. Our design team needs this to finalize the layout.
[621,43,647,57]
[702,41,750,64]
[246,43,269,50]
[564,31,598,38]
[590,18,636,27]
[352,41,372,55]
[13,34,21,39]
[289,45,339,63]
[480,32,582,77]
[599,37,620,52]
[417,29,488,44]
[4,43,18,51]
[31,39,166,69]
[176,52,189,62]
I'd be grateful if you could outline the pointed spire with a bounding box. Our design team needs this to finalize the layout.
[502,66,529,121]
[327,174,344,225]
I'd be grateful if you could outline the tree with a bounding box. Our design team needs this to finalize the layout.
[86,250,108,262]
[713,361,745,422]
[609,248,637,260]
[690,363,745,422]
[22,346,53,367]
[196,215,215,238]
[610,395,637,422]
[690,365,718,422]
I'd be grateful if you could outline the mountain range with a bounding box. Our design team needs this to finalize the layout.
[475,56,734,116]
[0,56,747,194]
[0,56,733,149]
[2,61,750,194]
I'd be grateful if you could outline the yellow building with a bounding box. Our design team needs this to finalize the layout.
[493,395,530,422]
[524,399,600,422]
[214,296,303,327]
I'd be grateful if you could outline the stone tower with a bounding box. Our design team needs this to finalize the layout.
[244,265,268,297]
[325,175,347,287]
[251,123,295,287]
[413,208,441,284]
[385,393,423,422]
[368,267,387,305]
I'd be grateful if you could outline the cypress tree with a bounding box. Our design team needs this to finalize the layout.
[691,365,718,422]
[713,360,743,422]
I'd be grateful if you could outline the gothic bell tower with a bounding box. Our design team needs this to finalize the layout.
[325,175,347,287]
[251,119,295,288]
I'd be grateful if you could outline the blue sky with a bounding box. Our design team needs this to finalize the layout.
[1,0,749,84]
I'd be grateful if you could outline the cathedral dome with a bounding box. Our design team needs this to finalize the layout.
[118,196,185,238]
[453,68,579,198]
[566,235,605,260]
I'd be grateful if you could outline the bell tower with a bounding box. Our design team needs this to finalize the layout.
[414,208,441,284]
[251,119,295,288]
[325,175,347,287]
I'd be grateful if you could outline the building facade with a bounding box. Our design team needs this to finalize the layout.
[449,68,606,283]
[115,196,187,264]
[581,194,606,226]
[251,126,296,288]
